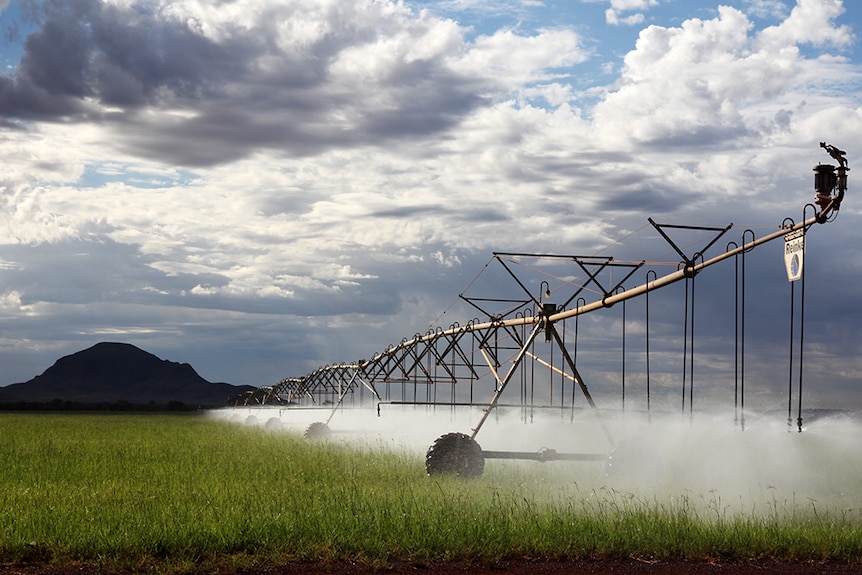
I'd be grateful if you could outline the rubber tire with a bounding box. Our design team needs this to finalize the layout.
[304,421,331,439]
[425,432,484,478]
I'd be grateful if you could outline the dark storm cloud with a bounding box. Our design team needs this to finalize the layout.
[354,58,487,138]
[113,72,485,166]
[368,204,509,224]
[0,0,486,165]
[371,204,449,218]
[3,0,244,116]
[0,238,229,305]
[0,235,403,318]
[641,125,756,150]
[597,186,684,214]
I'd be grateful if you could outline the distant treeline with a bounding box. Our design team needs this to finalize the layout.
[0,399,202,412]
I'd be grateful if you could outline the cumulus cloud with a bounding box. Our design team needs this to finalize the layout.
[0,0,587,166]
[610,0,659,8]
[428,0,545,16]
[0,0,859,395]
[756,0,853,49]
[743,0,790,20]
[605,9,645,26]
[593,2,857,155]
[604,0,657,26]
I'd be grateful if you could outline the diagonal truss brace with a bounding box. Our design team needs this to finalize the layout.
[648,218,734,270]
[470,322,614,448]
[320,366,384,425]
[471,323,543,439]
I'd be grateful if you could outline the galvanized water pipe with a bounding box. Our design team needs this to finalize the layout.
[357,214,822,369]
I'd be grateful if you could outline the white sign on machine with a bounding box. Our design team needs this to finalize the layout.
[784,229,805,282]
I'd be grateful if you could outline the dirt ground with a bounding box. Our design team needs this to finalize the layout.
[3,559,862,575]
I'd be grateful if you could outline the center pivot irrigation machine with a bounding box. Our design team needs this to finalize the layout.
[229,143,849,477]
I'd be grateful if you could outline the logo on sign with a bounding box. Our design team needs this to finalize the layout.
[784,230,804,282]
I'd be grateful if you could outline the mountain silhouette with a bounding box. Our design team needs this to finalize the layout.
[0,342,253,408]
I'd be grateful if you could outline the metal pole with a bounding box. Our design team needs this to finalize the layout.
[689,273,695,421]
[681,276,689,414]
[471,323,543,440]
[787,280,795,431]
[727,243,739,428]
[645,270,655,421]
[621,294,626,412]
[797,207,815,432]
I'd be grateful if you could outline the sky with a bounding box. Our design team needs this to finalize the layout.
[0,0,861,411]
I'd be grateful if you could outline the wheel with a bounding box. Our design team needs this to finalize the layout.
[304,421,331,439]
[425,432,484,477]
[265,417,283,431]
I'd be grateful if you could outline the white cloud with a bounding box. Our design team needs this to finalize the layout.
[743,0,790,20]
[0,0,859,396]
[591,1,858,156]
[756,0,853,50]
[452,27,588,88]
[0,290,31,313]
[606,8,645,26]
[427,0,546,16]
[604,0,657,25]
[610,0,658,9]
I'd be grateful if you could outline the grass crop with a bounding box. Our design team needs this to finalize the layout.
[1,412,861,571]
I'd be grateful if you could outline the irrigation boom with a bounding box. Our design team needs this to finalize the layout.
[228,143,848,478]
[359,212,819,356]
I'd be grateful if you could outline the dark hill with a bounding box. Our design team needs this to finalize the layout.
[0,342,254,408]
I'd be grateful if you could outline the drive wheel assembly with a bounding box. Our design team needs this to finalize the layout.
[303,421,331,439]
[425,432,485,477]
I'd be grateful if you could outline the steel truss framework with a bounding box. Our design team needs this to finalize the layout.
[230,144,849,471]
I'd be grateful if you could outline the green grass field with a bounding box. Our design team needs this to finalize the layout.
[1,412,861,571]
